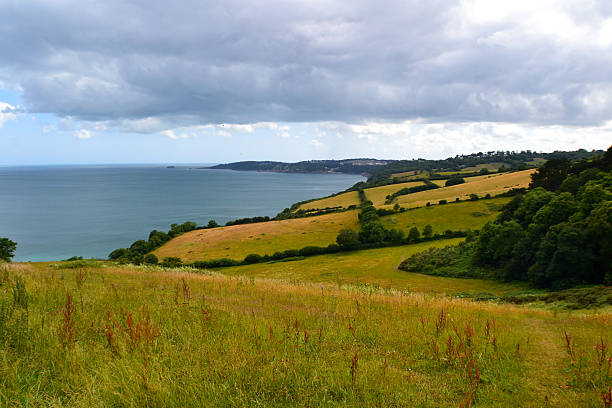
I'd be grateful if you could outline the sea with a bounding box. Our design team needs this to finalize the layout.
[0,165,364,261]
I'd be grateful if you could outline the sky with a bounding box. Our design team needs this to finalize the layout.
[0,0,611,165]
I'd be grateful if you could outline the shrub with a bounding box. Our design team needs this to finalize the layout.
[469,194,479,201]
[299,246,325,257]
[336,228,360,249]
[143,254,158,265]
[439,200,447,205]
[282,249,300,258]
[445,177,465,187]
[161,257,183,268]
[244,254,263,264]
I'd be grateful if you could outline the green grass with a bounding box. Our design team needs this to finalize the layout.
[154,210,359,262]
[363,181,425,206]
[380,197,510,235]
[218,239,529,295]
[0,261,609,407]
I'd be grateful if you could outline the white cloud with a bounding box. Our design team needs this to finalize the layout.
[310,139,325,149]
[0,102,17,128]
[74,129,92,139]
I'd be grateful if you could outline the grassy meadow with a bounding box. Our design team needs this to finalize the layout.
[298,191,360,211]
[379,197,510,235]
[363,181,425,206]
[383,170,534,209]
[217,239,530,295]
[154,210,359,262]
[1,261,609,407]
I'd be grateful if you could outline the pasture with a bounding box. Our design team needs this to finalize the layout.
[362,181,425,206]
[379,197,510,234]
[384,169,534,209]
[218,239,528,295]
[298,191,360,211]
[154,210,359,262]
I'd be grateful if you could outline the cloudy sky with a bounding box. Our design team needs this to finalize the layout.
[1,0,611,164]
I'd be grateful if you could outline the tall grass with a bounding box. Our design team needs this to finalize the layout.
[0,262,609,407]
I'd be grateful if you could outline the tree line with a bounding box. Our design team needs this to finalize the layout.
[400,146,612,289]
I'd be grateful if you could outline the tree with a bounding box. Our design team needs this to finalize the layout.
[423,224,433,239]
[529,158,571,191]
[208,220,219,228]
[108,248,128,260]
[408,227,420,242]
[0,237,17,262]
[143,254,159,265]
[358,222,388,243]
[336,228,360,249]
[129,240,150,255]
[388,228,405,243]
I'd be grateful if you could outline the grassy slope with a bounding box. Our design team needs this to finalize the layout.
[298,191,360,210]
[386,169,534,209]
[363,181,425,206]
[154,210,359,262]
[218,239,528,295]
[1,262,608,407]
[379,197,510,235]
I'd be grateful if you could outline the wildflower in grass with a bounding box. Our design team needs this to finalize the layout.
[59,294,76,347]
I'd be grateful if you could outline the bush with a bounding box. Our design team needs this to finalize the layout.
[439,200,447,205]
[161,257,183,268]
[469,193,479,201]
[282,249,300,258]
[244,254,263,264]
[108,248,129,260]
[299,246,325,257]
[336,228,360,249]
[445,177,465,187]
[143,254,158,265]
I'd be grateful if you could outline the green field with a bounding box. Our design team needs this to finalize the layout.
[1,261,608,407]
[298,191,360,210]
[363,181,425,206]
[154,210,359,262]
[385,169,533,209]
[379,197,510,234]
[218,239,529,295]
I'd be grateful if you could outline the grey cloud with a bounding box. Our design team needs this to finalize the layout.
[0,0,611,127]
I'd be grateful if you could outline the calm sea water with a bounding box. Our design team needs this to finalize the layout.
[0,165,364,261]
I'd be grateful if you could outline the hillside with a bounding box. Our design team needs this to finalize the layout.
[154,210,359,262]
[153,196,512,263]
[207,159,391,175]
[217,239,529,294]
[379,170,533,209]
[379,197,510,234]
[298,191,360,211]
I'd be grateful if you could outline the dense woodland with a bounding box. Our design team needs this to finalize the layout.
[400,146,612,289]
